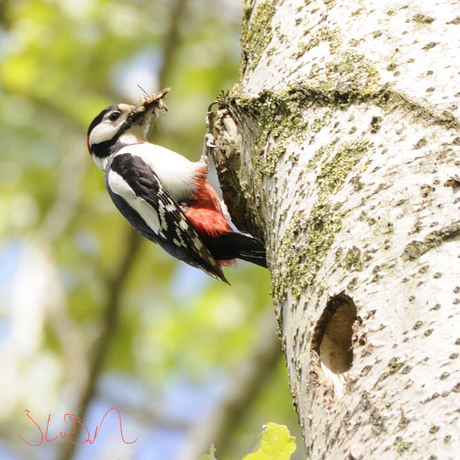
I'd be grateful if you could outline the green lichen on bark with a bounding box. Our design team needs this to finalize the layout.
[239,1,276,80]
[229,85,375,181]
[272,139,371,301]
[412,14,435,24]
[324,0,336,9]
[404,221,460,259]
[345,246,363,271]
[230,90,310,178]
[321,49,380,93]
[292,26,342,58]
[316,139,372,195]
[253,96,308,177]
[272,204,346,301]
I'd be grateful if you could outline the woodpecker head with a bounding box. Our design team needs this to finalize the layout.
[87,88,170,169]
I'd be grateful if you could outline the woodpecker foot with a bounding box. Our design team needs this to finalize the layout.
[205,133,216,148]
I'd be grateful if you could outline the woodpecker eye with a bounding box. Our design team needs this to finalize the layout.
[108,111,121,122]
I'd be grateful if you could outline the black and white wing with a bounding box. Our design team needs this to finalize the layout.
[105,152,229,283]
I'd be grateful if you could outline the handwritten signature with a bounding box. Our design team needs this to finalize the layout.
[19,408,137,446]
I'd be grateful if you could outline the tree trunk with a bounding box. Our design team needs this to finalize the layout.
[211,0,460,458]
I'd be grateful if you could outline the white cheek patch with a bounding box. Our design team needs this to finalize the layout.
[89,116,127,146]
[90,123,116,145]
[107,170,161,233]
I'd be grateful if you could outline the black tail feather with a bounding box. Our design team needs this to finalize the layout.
[203,232,267,268]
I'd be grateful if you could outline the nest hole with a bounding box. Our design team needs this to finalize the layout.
[312,293,357,374]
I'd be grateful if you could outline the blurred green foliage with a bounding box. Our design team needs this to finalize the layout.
[243,423,296,460]
[200,423,296,460]
[0,0,303,459]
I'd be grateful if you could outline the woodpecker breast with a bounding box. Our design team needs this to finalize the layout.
[112,143,205,204]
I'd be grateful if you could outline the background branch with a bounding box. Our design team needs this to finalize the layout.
[174,309,282,460]
[58,0,189,458]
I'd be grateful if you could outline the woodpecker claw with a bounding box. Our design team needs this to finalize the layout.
[205,133,216,148]
[207,101,218,113]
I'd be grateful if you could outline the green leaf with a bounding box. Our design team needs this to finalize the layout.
[243,423,296,460]
[199,444,217,460]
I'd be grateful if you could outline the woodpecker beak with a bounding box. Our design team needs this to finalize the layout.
[130,87,171,124]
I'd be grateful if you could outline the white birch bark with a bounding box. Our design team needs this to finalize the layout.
[211,0,460,458]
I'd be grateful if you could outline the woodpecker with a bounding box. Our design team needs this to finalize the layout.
[87,88,266,284]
